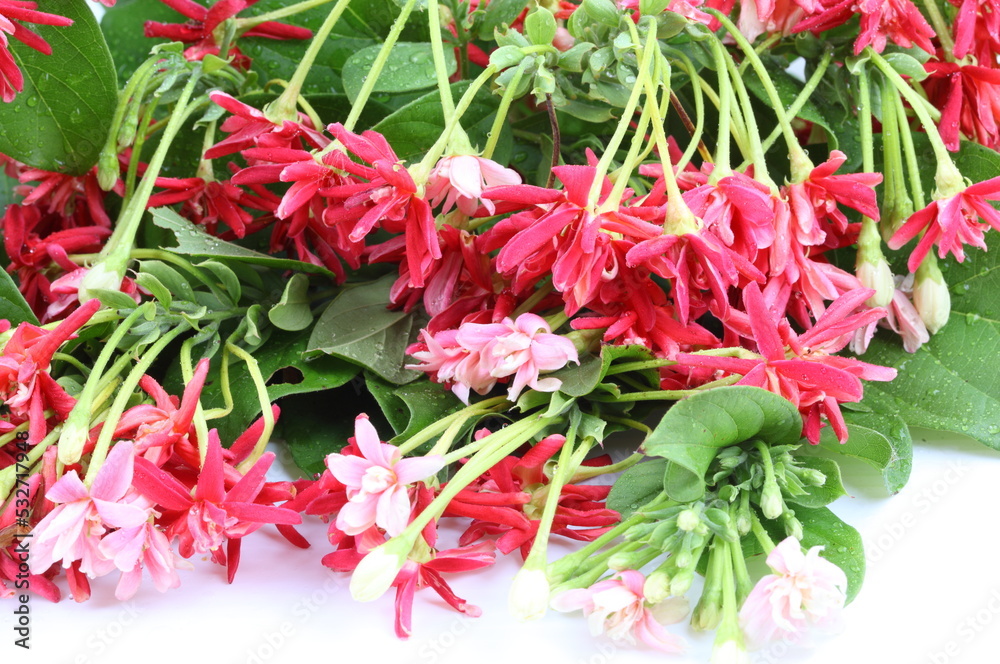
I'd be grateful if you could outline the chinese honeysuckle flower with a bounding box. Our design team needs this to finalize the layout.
[551,569,688,653]
[326,415,444,537]
[425,155,521,216]
[30,441,150,577]
[738,536,847,648]
[458,313,580,402]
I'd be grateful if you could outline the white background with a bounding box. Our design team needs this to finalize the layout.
[4,430,1000,664]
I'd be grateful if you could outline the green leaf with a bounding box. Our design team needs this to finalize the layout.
[279,392,356,476]
[861,142,1000,450]
[268,274,313,332]
[0,270,39,326]
[607,459,667,517]
[475,0,527,38]
[200,328,359,442]
[0,0,117,174]
[784,456,846,509]
[819,410,912,493]
[373,81,513,163]
[151,207,336,277]
[644,386,802,502]
[796,506,865,603]
[307,274,419,384]
[342,43,455,103]
[391,381,465,443]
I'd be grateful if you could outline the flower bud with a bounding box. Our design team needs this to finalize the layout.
[913,259,951,334]
[349,537,412,602]
[760,478,783,520]
[56,419,90,466]
[856,254,895,309]
[677,508,701,532]
[643,569,671,604]
[669,567,695,596]
[78,264,121,304]
[509,567,550,621]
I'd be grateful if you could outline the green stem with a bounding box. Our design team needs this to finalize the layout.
[427,0,456,123]
[604,359,677,375]
[920,0,956,58]
[751,46,833,163]
[587,375,742,402]
[670,50,708,174]
[180,339,212,466]
[750,511,776,554]
[268,0,353,122]
[84,324,188,487]
[588,17,658,203]
[707,36,733,177]
[570,451,643,481]
[226,343,276,468]
[482,59,530,160]
[894,89,927,209]
[870,50,952,165]
[240,0,339,27]
[721,38,773,188]
[396,395,508,455]
[343,0,420,132]
[709,9,812,180]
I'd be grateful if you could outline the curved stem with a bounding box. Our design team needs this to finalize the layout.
[343,0,420,132]
[427,0,456,123]
[482,59,531,160]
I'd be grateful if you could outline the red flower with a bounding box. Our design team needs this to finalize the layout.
[888,176,1000,272]
[677,284,895,442]
[0,2,72,102]
[204,91,328,159]
[793,0,935,55]
[145,0,311,66]
[0,299,101,443]
[924,62,1000,152]
[132,429,302,581]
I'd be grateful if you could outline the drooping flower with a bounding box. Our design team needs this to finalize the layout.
[888,175,1000,272]
[425,155,521,216]
[793,0,935,55]
[738,537,847,647]
[924,62,1000,152]
[325,415,445,536]
[29,441,150,577]
[551,569,688,653]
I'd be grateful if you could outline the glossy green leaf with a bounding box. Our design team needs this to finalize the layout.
[1,0,117,174]
[644,386,803,502]
[0,270,38,326]
[151,207,336,277]
[796,506,866,603]
[607,459,668,517]
[280,392,357,476]
[474,0,527,38]
[307,274,418,384]
[819,410,912,493]
[268,274,313,332]
[342,42,455,103]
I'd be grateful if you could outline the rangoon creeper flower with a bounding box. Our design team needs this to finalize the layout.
[407,313,579,403]
[425,155,521,216]
[551,569,688,653]
[738,536,847,647]
[326,415,444,536]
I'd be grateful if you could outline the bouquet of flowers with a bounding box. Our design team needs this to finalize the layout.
[2,0,999,660]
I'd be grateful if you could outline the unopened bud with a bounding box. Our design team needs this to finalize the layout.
[856,255,895,309]
[760,479,784,520]
[643,569,671,604]
[913,259,951,334]
[677,508,701,532]
[508,568,550,621]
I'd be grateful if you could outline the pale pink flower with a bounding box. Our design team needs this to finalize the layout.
[551,569,687,653]
[739,537,847,647]
[458,313,579,402]
[326,415,445,536]
[406,328,498,404]
[425,155,521,216]
[99,521,188,600]
[30,441,149,577]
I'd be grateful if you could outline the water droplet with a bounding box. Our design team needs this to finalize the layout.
[25,96,37,107]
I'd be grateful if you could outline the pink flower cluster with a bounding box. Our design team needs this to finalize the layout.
[406,313,579,403]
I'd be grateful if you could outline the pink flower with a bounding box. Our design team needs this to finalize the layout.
[551,569,687,653]
[30,441,150,577]
[98,520,188,600]
[739,537,847,647]
[794,0,935,55]
[888,176,1000,273]
[458,313,580,402]
[426,155,521,216]
[325,415,445,537]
